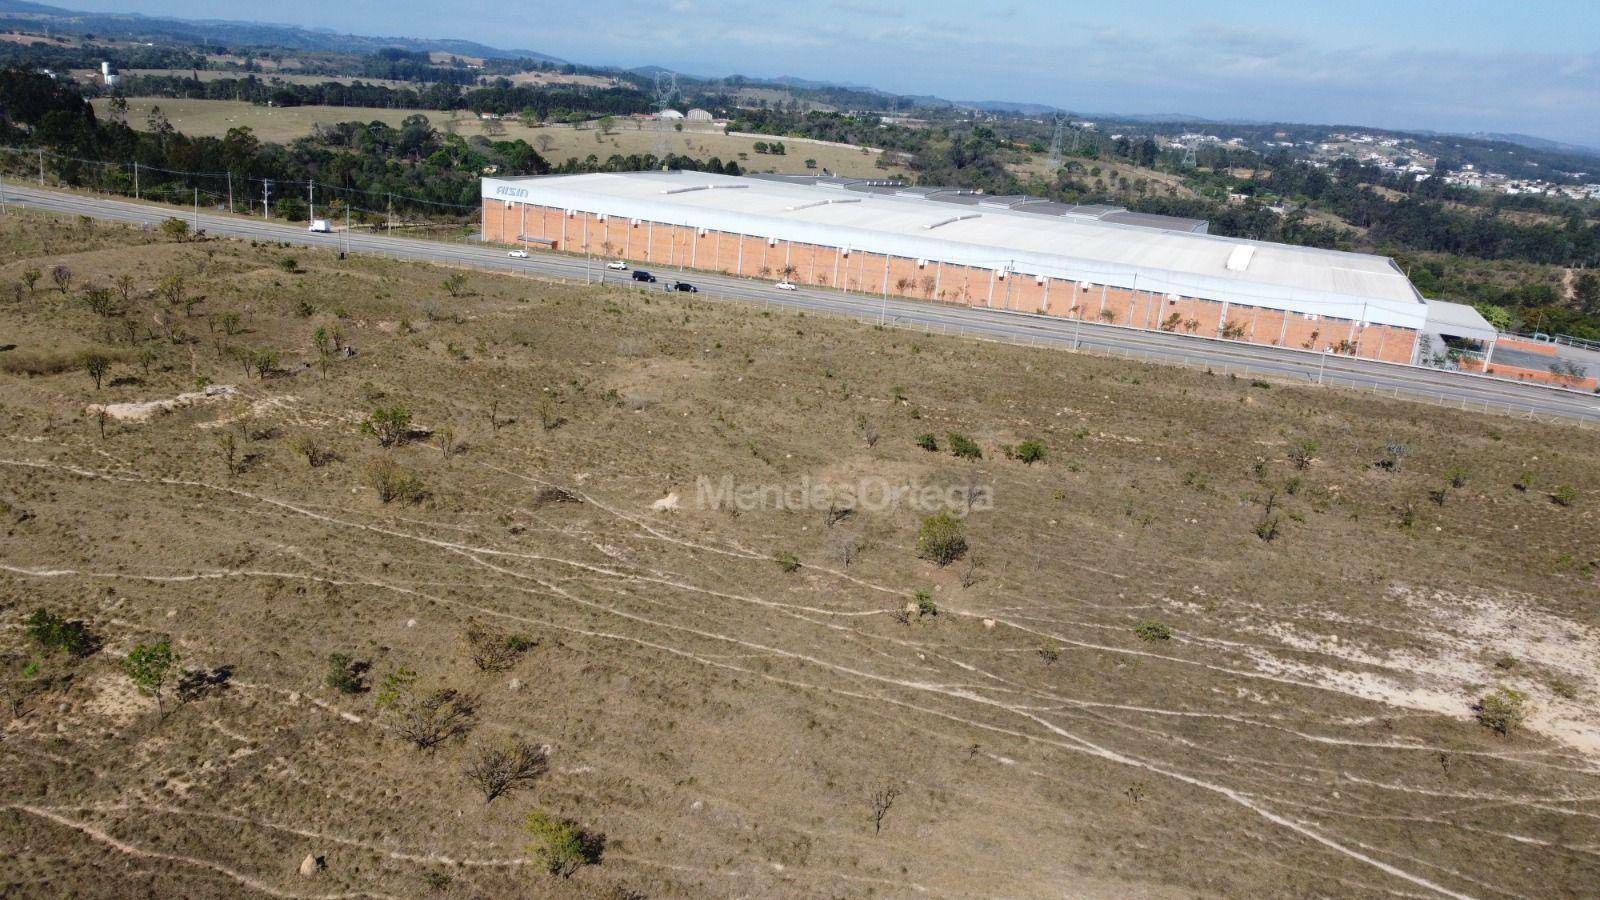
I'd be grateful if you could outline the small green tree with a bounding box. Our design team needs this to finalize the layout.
[442,272,469,297]
[915,433,939,452]
[1476,687,1527,736]
[1013,439,1046,465]
[947,433,982,460]
[361,406,413,447]
[916,511,968,566]
[24,608,99,657]
[326,653,368,694]
[123,639,179,718]
[22,268,41,293]
[524,811,588,877]
[80,350,111,389]
[1133,619,1173,642]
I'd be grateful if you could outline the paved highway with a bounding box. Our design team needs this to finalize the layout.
[4,182,1597,424]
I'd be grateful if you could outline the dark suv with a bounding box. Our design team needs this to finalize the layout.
[672,281,698,293]
[631,269,656,283]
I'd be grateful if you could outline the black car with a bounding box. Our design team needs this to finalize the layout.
[672,281,698,293]
[631,269,656,283]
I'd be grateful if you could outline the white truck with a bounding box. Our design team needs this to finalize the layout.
[308,219,332,233]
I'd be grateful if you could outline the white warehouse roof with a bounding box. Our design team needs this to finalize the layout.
[483,171,1454,331]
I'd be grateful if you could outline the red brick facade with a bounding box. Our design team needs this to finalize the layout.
[483,200,1420,364]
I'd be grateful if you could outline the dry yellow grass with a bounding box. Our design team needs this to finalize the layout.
[2,207,1598,898]
[90,97,908,177]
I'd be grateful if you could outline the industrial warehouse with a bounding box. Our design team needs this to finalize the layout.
[480,170,1498,365]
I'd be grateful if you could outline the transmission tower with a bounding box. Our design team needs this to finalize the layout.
[1048,114,1065,169]
[652,72,678,166]
[1181,143,1197,169]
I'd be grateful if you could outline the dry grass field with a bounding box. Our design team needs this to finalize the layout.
[88,98,904,178]
[2,208,1599,898]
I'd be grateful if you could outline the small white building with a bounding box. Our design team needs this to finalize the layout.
[657,109,685,120]
[685,108,714,123]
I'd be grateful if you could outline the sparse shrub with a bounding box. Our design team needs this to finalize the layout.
[50,265,72,293]
[524,811,590,877]
[916,511,968,566]
[465,624,534,672]
[465,739,548,803]
[774,551,801,573]
[159,217,190,241]
[1551,485,1578,507]
[24,608,99,657]
[915,433,938,452]
[393,687,476,749]
[869,784,901,834]
[1288,439,1317,470]
[830,529,862,567]
[122,639,179,718]
[290,433,332,467]
[913,589,936,618]
[1475,687,1527,736]
[360,406,413,447]
[947,432,982,460]
[1446,465,1468,489]
[374,667,418,709]
[217,431,240,476]
[366,458,426,504]
[1133,619,1173,642]
[21,268,40,293]
[1375,442,1409,471]
[442,272,470,297]
[1253,515,1280,542]
[326,653,368,694]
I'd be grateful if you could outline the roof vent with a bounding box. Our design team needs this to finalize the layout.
[1225,245,1256,272]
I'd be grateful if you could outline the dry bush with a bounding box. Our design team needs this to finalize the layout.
[464,739,548,803]
[393,687,476,749]
[464,624,534,672]
[365,458,426,504]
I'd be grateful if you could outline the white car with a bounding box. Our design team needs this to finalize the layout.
[507,249,529,258]
[775,280,798,291]
[606,260,628,270]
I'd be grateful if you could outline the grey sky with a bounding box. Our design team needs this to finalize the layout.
[71,1,1600,147]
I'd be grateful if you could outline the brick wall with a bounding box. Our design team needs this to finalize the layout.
[482,200,1421,364]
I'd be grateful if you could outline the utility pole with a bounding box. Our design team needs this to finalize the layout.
[133,161,139,199]
[193,187,199,232]
[1,169,7,214]
[262,179,271,219]
[226,172,232,213]
[38,147,45,186]
[343,202,350,255]
[386,192,393,236]
[307,181,315,224]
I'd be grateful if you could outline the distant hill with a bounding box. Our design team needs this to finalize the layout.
[1463,132,1600,160]
[0,0,564,63]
